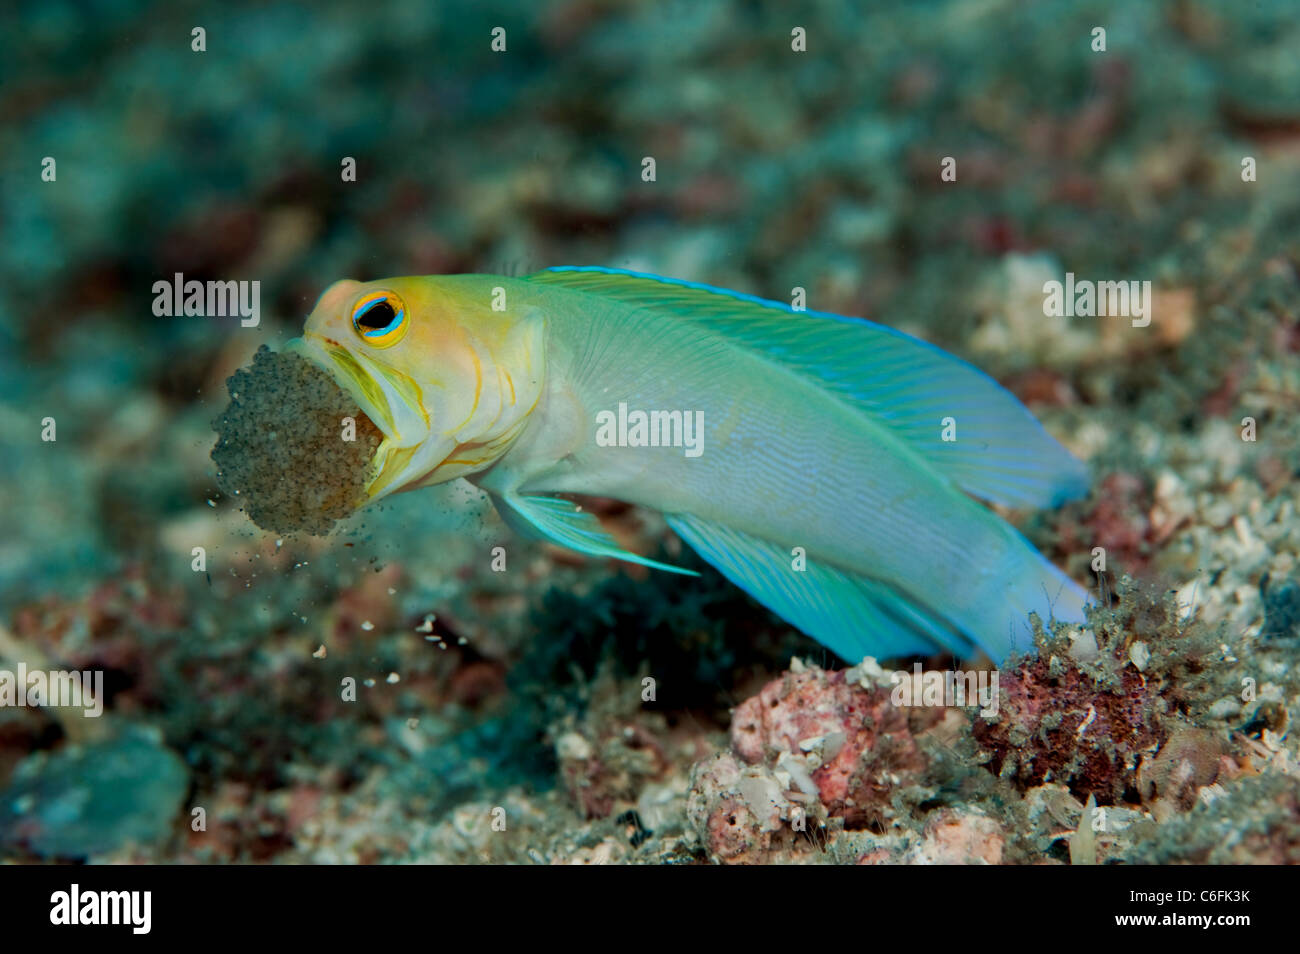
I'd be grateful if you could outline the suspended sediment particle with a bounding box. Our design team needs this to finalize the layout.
[211,345,381,535]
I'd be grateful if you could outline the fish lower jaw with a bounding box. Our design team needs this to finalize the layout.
[361,388,539,500]
[365,439,433,501]
[362,429,489,500]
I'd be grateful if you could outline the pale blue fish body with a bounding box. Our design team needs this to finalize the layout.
[463,267,1090,664]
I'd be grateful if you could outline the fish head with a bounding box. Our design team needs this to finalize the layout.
[289,276,545,502]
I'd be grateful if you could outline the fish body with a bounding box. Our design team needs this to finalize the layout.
[292,267,1091,663]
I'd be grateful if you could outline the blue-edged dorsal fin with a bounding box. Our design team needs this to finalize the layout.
[493,492,700,576]
[528,266,1088,509]
[665,512,978,662]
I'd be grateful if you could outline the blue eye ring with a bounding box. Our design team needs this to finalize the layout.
[351,290,408,348]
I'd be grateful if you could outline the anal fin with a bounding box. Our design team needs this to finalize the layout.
[666,512,973,662]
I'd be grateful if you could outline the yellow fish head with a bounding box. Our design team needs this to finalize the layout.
[288,276,545,502]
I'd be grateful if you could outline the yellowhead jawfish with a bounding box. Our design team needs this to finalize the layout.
[281,267,1091,663]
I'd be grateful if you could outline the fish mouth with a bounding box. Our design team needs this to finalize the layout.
[287,335,450,502]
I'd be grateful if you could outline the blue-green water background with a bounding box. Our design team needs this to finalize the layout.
[1,0,1299,861]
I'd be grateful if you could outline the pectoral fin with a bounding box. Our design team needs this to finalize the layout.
[492,493,700,576]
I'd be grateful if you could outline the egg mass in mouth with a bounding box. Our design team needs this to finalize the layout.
[211,345,382,535]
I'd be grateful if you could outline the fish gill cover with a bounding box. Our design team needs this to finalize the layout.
[211,346,381,535]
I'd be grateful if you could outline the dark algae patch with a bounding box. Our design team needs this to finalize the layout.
[211,345,381,535]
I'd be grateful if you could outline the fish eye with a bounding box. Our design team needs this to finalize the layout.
[350,290,408,348]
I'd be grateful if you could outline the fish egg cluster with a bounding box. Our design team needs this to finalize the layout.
[211,345,381,535]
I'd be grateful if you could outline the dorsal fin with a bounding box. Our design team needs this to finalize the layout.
[528,266,1087,509]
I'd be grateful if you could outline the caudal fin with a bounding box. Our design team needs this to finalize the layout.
[979,538,1091,661]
